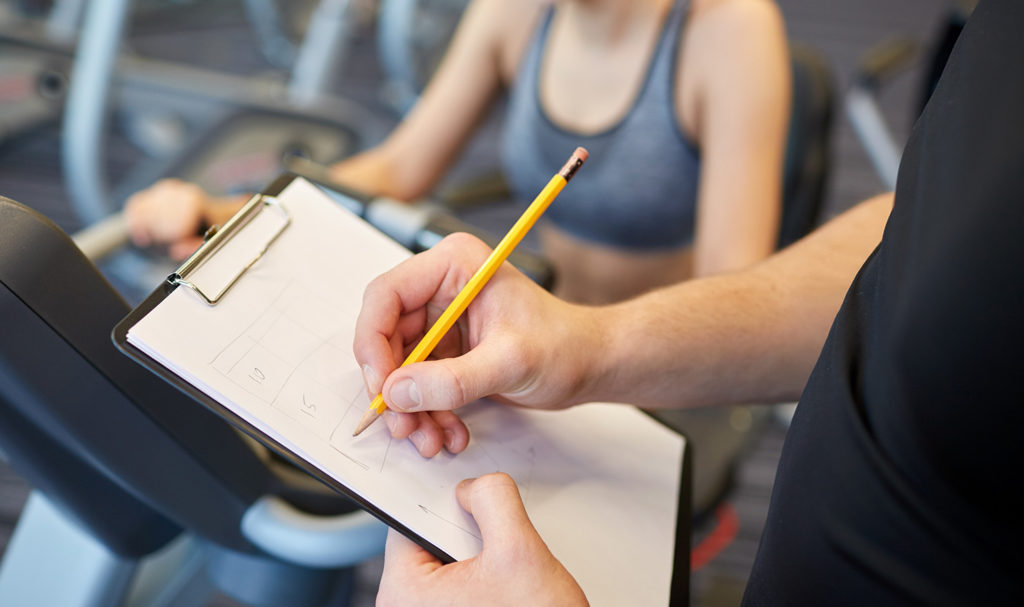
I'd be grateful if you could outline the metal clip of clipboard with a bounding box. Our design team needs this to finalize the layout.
[169,194,290,304]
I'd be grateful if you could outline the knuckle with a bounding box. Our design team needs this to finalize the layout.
[441,231,475,249]
[482,471,515,484]
[440,232,488,257]
[418,432,444,457]
[474,471,516,492]
[397,413,421,438]
[432,363,468,410]
[362,273,393,306]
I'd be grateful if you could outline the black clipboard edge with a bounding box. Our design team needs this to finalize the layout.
[112,174,456,564]
[669,437,693,606]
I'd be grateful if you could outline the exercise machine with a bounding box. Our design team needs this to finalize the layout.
[846,0,975,189]
[0,194,389,607]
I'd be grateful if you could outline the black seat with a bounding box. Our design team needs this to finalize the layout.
[779,44,835,247]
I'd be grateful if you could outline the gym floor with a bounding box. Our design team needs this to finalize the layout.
[0,1,947,605]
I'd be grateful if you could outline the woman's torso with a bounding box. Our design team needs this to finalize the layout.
[500,0,700,304]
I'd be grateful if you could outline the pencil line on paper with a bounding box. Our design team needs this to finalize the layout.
[208,278,291,365]
[380,436,392,473]
[418,504,481,540]
[336,450,369,471]
[266,338,331,404]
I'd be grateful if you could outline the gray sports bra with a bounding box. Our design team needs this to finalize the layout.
[500,0,700,250]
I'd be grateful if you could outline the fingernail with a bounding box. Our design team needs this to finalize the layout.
[362,364,380,393]
[443,430,455,450]
[409,431,425,451]
[383,411,397,433]
[388,378,421,411]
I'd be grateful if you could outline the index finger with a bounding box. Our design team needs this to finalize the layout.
[353,233,492,388]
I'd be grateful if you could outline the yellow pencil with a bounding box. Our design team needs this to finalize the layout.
[353,146,589,436]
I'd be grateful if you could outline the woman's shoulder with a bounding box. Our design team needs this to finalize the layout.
[459,0,546,42]
[459,0,548,82]
[688,0,782,39]
[686,0,785,44]
[680,0,787,88]
[673,0,789,141]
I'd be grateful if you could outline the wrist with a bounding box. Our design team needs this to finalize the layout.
[203,194,249,227]
[575,284,704,409]
[561,302,618,406]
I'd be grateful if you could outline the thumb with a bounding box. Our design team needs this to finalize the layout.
[456,473,540,550]
[384,343,529,412]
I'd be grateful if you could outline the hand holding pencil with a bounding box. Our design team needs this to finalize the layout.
[353,147,589,440]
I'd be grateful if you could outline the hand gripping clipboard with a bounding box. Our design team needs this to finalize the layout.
[170,193,290,305]
[114,174,691,606]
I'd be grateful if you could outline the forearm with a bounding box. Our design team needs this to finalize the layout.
[328,90,498,202]
[328,146,415,200]
[583,193,894,409]
[204,193,251,226]
[328,0,508,202]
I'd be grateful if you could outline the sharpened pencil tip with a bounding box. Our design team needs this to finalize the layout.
[352,407,380,436]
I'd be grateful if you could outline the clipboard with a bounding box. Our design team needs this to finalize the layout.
[114,174,691,606]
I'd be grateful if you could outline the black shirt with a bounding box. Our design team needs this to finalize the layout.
[744,2,1024,604]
